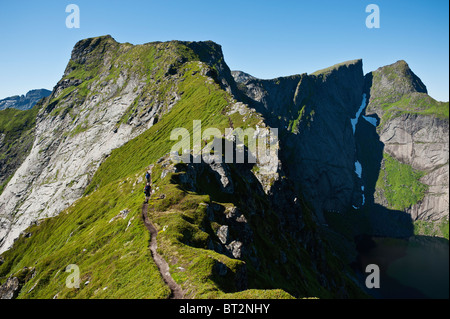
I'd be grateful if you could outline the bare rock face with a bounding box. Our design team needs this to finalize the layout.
[0,277,20,299]
[235,58,448,227]
[365,60,449,222]
[234,60,365,222]
[377,113,449,221]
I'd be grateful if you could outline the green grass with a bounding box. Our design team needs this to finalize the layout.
[376,153,428,211]
[378,93,449,128]
[0,172,170,298]
[414,219,449,239]
[0,103,41,195]
[0,104,39,136]
[311,59,360,76]
[220,289,296,299]
[85,60,258,195]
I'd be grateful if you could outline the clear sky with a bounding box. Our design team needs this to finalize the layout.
[0,0,448,101]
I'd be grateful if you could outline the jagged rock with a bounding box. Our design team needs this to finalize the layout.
[203,154,234,194]
[365,60,449,221]
[224,207,253,243]
[0,277,20,299]
[225,240,243,259]
[216,225,229,245]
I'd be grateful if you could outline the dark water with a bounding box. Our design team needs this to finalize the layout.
[354,236,449,299]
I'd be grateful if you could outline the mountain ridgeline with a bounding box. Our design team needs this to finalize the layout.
[0,89,51,111]
[0,35,448,299]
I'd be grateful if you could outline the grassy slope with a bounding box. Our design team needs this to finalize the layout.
[0,103,41,195]
[0,174,170,299]
[375,153,428,211]
[0,44,297,298]
[377,93,449,128]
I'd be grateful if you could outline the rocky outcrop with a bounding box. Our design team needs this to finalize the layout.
[0,276,20,299]
[0,266,35,299]
[0,89,51,111]
[365,61,449,221]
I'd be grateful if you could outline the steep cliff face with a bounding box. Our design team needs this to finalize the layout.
[364,61,449,222]
[235,59,448,229]
[234,60,365,222]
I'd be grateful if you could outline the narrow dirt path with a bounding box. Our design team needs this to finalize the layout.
[142,203,184,299]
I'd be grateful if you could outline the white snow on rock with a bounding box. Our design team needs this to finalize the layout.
[363,115,378,127]
[351,94,366,134]
[350,94,367,210]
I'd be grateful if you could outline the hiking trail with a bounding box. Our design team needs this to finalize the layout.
[142,202,184,299]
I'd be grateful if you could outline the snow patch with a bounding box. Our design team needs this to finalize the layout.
[351,94,367,134]
[351,94,368,210]
[354,161,362,178]
[363,115,377,127]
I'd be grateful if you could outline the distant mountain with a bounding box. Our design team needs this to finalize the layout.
[0,89,51,111]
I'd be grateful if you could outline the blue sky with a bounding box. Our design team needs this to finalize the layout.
[0,0,448,101]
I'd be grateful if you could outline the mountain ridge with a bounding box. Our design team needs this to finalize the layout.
[0,89,51,111]
[0,35,448,299]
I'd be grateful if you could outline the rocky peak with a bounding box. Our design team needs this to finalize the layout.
[67,35,119,68]
[361,60,448,223]
[365,60,428,112]
[0,89,51,111]
[231,71,256,84]
[182,40,239,97]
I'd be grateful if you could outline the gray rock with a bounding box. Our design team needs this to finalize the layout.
[226,240,243,259]
[0,277,20,299]
[216,225,229,245]
[365,61,449,221]
[236,60,365,222]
